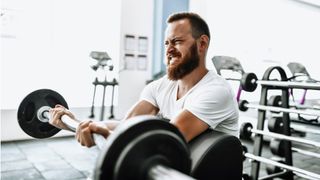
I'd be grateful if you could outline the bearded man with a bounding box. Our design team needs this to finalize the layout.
[50,12,239,147]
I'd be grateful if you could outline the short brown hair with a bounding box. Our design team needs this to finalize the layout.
[167,12,210,40]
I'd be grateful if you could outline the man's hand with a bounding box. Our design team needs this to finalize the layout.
[76,120,111,147]
[49,104,76,131]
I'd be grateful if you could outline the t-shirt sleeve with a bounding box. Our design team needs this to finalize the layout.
[139,80,159,108]
[184,85,236,129]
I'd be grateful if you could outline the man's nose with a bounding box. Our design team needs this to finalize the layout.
[166,44,175,54]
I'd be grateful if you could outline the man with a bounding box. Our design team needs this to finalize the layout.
[50,12,239,147]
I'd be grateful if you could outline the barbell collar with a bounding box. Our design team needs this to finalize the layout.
[245,153,320,179]
[245,103,320,117]
[148,164,196,180]
[257,80,320,90]
[252,129,320,148]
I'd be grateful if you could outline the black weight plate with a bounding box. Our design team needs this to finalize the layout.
[240,122,253,140]
[266,156,284,175]
[241,73,258,92]
[268,95,282,107]
[17,89,68,139]
[94,115,191,180]
[270,138,286,157]
[239,100,249,112]
[268,117,283,133]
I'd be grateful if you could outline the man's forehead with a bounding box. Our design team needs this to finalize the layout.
[165,20,192,38]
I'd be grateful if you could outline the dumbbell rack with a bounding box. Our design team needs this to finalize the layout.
[89,76,118,121]
[250,66,294,180]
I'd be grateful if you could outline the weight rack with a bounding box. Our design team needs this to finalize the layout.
[250,66,294,180]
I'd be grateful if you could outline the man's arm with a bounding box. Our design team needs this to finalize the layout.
[170,110,209,142]
[124,100,159,120]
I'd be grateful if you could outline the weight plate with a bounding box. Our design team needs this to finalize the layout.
[241,73,258,92]
[94,115,191,180]
[239,100,249,112]
[17,89,69,138]
[240,122,253,140]
[268,117,283,133]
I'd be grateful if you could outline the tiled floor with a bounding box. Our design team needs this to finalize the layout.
[1,131,320,179]
[1,136,99,180]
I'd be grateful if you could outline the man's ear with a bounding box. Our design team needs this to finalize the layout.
[198,35,209,51]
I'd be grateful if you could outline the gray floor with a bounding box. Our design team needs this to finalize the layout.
[1,136,99,180]
[1,131,320,180]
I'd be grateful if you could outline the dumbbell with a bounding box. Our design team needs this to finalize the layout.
[17,89,195,180]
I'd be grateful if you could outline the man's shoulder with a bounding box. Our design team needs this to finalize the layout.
[147,75,176,91]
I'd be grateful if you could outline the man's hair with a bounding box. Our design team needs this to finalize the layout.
[167,12,210,40]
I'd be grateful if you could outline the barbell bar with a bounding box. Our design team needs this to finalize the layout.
[228,72,320,92]
[270,138,320,159]
[240,122,320,149]
[268,117,320,135]
[17,89,196,180]
[239,100,320,117]
[244,153,320,179]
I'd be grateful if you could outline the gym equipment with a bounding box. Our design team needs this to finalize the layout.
[265,156,284,175]
[227,71,320,92]
[89,51,118,120]
[17,89,69,138]
[90,51,112,71]
[212,56,245,102]
[239,100,320,117]
[270,138,320,159]
[240,122,320,148]
[268,117,320,135]
[188,129,243,179]
[18,89,243,180]
[268,95,320,111]
[242,72,320,92]
[243,153,320,179]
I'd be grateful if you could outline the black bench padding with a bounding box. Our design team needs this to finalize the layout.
[189,130,243,180]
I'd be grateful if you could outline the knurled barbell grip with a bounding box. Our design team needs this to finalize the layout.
[43,109,107,149]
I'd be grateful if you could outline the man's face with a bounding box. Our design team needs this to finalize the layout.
[165,19,200,81]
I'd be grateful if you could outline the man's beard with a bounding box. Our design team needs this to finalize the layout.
[167,43,200,81]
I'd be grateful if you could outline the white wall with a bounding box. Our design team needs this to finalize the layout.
[190,0,320,101]
[1,0,122,109]
[1,0,122,141]
[116,0,154,118]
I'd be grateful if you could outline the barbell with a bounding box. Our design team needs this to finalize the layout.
[243,152,320,180]
[17,89,243,180]
[229,72,320,92]
[270,138,320,159]
[268,117,320,135]
[268,95,320,111]
[17,89,194,180]
[239,100,320,117]
[240,122,320,149]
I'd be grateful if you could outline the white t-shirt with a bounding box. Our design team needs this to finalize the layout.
[140,71,239,137]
